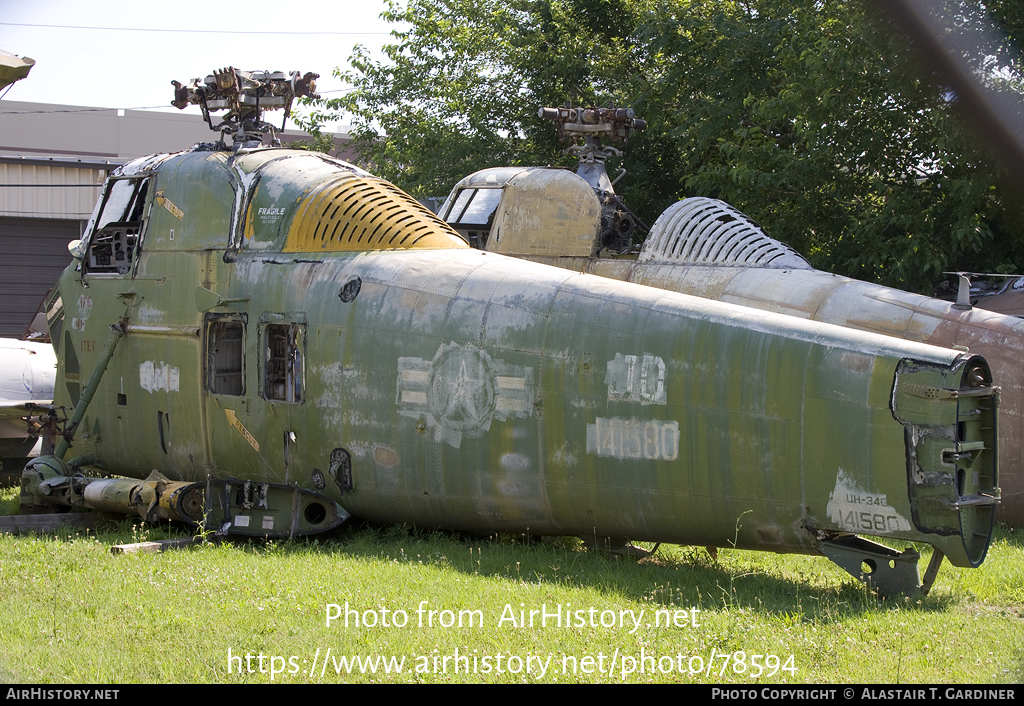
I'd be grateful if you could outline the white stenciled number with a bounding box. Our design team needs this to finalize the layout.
[587,418,680,460]
[626,421,642,458]
[644,422,660,459]
[661,422,679,461]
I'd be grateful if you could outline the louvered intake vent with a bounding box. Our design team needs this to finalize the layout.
[285,173,468,252]
[639,198,811,269]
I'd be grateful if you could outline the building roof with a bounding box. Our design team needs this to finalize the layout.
[0,100,353,162]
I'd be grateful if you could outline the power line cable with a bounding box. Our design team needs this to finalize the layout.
[1,21,391,34]
[0,105,169,114]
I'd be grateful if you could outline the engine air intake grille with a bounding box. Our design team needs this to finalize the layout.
[640,197,811,269]
[283,173,468,252]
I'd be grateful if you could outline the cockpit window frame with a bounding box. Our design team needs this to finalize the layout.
[442,187,503,228]
[82,174,152,279]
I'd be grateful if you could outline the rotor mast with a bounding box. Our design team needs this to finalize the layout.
[171,67,320,146]
[539,105,648,252]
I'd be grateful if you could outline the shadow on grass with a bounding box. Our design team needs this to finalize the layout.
[217,519,963,623]
[0,489,980,625]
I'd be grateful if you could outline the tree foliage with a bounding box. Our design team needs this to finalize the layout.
[311,0,1024,293]
[313,0,651,196]
[637,1,1024,288]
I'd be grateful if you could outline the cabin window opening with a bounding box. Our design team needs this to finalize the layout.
[207,317,246,396]
[86,177,150,276]
[443,188,474,221]
[442,188,501,249]
[263,323,304,403]
[457,188,502,226]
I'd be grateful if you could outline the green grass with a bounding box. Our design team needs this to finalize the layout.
[1,487,1022,683]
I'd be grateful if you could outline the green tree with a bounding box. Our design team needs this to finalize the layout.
[310,0,1024,292]
[316,0,651,197]
[635,0,1024,290]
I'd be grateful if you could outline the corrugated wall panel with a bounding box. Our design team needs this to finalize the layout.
[0,163,105,219]
[0,216,80,338]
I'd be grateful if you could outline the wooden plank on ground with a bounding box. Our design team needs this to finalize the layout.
[0,513,97,534]
[110,537,205,554]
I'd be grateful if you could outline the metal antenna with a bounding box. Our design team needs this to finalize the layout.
[943,271,1024,311]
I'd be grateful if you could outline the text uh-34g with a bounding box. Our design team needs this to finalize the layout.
[19,68,999,597]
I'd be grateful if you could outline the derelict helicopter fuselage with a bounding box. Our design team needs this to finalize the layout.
[17,71,999,597]
[18,142,999,597]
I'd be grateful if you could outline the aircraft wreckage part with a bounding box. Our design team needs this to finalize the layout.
[641,197,812,269]
[306,255,994,574]
[42,147,1001,594]
[0,337,55,468]
[632,199,1022,527]
[203,478,350,538]
[80,477,203,523]
[890,357,997,567]
[818,535,925,597]
[20,459,204,524]
[0,338,56,402]
[19,458,348,537]
[575,257,1024,527]
[19,455,75,514]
